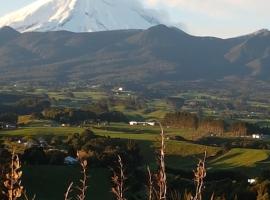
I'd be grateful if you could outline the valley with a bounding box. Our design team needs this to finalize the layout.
[1,82,270,199]
[0,1,269,199]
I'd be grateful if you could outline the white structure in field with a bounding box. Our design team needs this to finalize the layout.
[129,121,138,125]
[129,121,155,126]
[248,178,256,184]
[252,134,261,139]
[147,122,156,126]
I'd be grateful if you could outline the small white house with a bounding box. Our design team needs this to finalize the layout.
[147,122,156,126]
[118,87,123,91]
[64,156,78,165]
[248,178,256,184]
[5,124,16,129]
[129,121,155,126]
[252,134,261,139]
[129,121,138,126]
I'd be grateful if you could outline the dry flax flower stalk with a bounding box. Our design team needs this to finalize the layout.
[156,122,167,200]
[76,158,88,200]
[64,182,74,200]
[147,166,154,200]
[112,155,127,200]
[3,152,23,200]
[193,151,207,200]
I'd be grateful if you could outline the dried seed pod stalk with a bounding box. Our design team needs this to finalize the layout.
[147,166,154,200]
[156,122,167,200]
[64,182,73,200]
[76,158,88,200]
[3,152,23,200]
[112,155,127,200]
[193,151,207,200]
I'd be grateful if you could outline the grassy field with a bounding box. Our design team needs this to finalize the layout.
[2,123,270,199]
[210,148,270,169]
[1,127,84,136]
[2,123,270,173]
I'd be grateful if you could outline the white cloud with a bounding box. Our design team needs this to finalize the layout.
[142,0,270,18]
[139,0,270,38]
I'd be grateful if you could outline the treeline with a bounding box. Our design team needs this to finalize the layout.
[0,93,51,124]
[0,113,18,124]
[163,111,270,136]
[0,94,50,115]
[43,107,128,124]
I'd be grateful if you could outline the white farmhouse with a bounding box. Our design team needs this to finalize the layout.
[252,134,261,139]
[248,178,256,184]
[129,121,155,126]
[147,122,155,126]
[129,121,138,125]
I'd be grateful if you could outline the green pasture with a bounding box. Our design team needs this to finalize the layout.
[2,123,270,173]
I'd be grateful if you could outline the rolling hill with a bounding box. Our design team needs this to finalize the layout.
[0,25,269,84]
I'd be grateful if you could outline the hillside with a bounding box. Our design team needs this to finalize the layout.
[0,25,269,84]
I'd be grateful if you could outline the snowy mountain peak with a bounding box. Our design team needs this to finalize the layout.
[0,0,162,32]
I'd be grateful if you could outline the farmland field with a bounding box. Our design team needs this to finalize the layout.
[2,123,270,173]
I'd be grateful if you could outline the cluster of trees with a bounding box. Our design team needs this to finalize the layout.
[8,129,142,169]
[43,108,96,124]
[198,118,225,136]
[0,95,50,115]
[0,93,50,125]
[0,92,130,126]
[163,111,269,137]
[0,113,18,124]
[66,130,141,168]
[166,97,185,110]
[97,95,146,111]
[43,107,128,124]
[163,112,199,129]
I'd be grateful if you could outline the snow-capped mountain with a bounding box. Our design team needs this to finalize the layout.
[0,0,162,32]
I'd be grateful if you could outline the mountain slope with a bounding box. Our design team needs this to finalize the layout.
[0,25,269,84]
[0,0,161,32]
[225,29,270,77]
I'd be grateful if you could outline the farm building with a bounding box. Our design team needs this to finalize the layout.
[129,121,156,126]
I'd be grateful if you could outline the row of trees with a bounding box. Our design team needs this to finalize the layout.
[163,111,268,136]
[0,96,50,115]
[0,94,51,124]
[0,113,18,124]
[42,107,128,124]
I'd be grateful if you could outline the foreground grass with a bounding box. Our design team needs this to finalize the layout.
[22,166,112,200]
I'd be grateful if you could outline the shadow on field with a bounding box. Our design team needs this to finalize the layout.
[95,126,160,134]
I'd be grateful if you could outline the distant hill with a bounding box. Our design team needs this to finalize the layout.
[0,25,269,84]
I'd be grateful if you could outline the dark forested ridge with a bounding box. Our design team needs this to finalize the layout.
[0,25,270,84]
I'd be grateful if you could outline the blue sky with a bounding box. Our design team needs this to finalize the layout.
[0,0,270,38]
